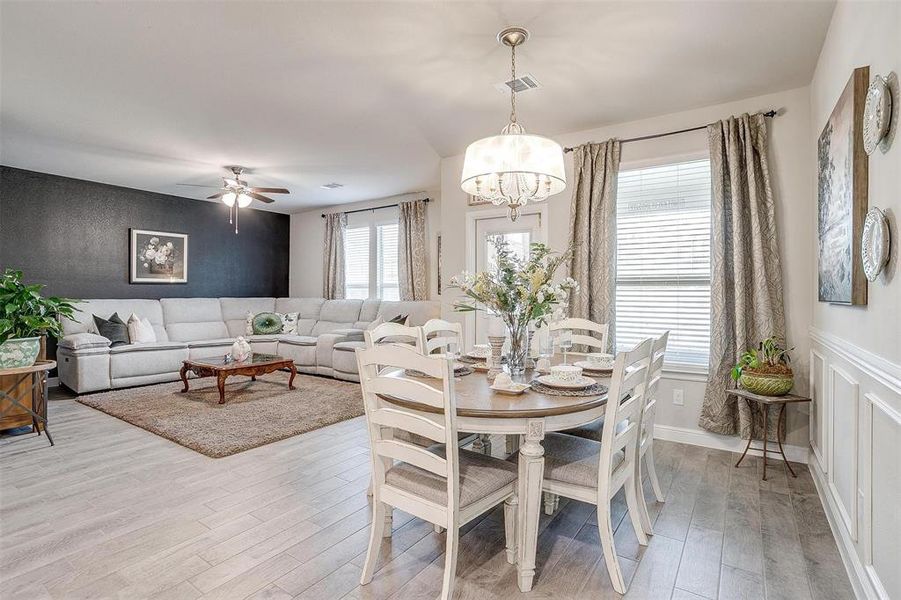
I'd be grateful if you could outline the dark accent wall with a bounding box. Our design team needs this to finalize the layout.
[0,166,290,300]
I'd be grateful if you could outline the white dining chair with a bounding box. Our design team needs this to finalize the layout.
[532,338,653,594]
[422,318,464,356]
[549,317,609,354]
[356,345,519,600]
[364,321,425,352]
[634,331,669,535]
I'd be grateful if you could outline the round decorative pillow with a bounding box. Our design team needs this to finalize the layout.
[252,312,283,335]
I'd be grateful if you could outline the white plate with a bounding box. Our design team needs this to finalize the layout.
[465,352,489,360]
[574,360,613,372]
[536,374,596,389]
[490,382,531,395]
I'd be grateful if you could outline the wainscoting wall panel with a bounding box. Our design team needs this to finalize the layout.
[809,328,901,600]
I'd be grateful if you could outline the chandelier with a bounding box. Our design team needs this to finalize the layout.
[461,27,566,221]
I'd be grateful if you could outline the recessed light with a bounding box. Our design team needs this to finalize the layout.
[321,183,344,189]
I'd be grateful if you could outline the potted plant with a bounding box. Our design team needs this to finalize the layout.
[0,269,78,369]
[731,336,794,396]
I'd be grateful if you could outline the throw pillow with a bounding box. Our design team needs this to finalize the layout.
[388,313,409,325]
[92,312,129,347]
[279,312,299,335]
[244,311,254,336]
[252,312,283,335]
[126,313,157,344]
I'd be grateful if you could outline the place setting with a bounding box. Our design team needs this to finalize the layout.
[531,363,608,396]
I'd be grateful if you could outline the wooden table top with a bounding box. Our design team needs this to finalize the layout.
[726,388,811,405]
[0,360,56,376]
[381,367,611,419]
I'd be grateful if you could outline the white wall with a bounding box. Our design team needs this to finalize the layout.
[806,3,900,599]
[289,190,441,299]
[440,85,814,449]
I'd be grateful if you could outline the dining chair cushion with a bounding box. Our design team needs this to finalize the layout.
[562,416,606,442]
[385,445,517,508]
[519,432,622,488]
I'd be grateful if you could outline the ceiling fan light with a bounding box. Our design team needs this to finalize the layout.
[221,192,237,207]
[237,193,253,208]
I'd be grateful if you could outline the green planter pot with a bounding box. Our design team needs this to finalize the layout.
[740,371,794,396]
[0,336,41,369]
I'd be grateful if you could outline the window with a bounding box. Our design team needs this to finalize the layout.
[615,158,711,368]
[344,226,370,300]
[343,217,400,300]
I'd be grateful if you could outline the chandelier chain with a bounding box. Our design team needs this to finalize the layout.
[510,44,516,124]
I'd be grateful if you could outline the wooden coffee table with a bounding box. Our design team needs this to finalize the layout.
[180,353,297,404]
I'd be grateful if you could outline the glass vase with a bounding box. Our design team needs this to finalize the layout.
[505,320,530,375]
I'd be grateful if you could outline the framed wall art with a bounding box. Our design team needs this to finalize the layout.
[130,229,188,283]
[817,66,869,305]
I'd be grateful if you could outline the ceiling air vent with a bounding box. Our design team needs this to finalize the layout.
[494,73,541,94]
[321,182,344,190]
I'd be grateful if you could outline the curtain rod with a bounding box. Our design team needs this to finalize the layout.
[321,197,430,218]
[563,109,779,153]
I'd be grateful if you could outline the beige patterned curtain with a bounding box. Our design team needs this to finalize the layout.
[568,140,621,352]
[699,113,786,440]
[398,199,429,300]
[322,212,346,300]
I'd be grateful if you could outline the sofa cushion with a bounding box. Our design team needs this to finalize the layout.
[220,298,276,337]
[108,341,188,354]
[109,343,189,379]
[63,299,168,342]
[277,335,318,346]
[58,333,112,351]
[332,341,364,374]
[185,337,235,349]
[320,300,363,323]
[355,300,381,328]
[275,298,325,319]
[161,298,229,342]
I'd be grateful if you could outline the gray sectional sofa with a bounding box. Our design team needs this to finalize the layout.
[56,297,439,393]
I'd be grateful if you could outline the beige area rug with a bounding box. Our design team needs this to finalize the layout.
[77,373,364,458]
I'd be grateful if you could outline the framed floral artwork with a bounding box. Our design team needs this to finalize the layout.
[130,229,188,283]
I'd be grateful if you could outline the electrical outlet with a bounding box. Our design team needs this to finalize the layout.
[673,389,684,406]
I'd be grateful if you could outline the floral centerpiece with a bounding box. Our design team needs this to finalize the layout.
[138,237,177,274]
[450,238,577,373]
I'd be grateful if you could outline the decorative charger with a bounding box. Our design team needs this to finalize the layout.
[861,207,891,281]
[252,312,283,335]
[863,74,894,154]
[530,379,608,397]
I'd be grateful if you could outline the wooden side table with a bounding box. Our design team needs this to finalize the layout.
[728,389,810,480]
[0,360,55,446]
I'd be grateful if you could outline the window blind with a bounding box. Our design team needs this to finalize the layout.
[377,223,400,301]
[344,226,370,300]
[615,158,712,367]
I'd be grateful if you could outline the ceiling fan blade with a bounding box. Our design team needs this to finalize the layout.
[248,187,290,194]
[248,192,275,204]
[177,183,221,188]
[207,192,226,200]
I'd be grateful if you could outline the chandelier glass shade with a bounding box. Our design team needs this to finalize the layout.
[461,27,566,221]
[221,192,237,207]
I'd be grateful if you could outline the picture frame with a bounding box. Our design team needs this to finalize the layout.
[817,66,869,305]
[129,229,189,284]
[467,194,492,207]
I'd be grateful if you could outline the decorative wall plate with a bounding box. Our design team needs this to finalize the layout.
[861,207,891,282]
[863,75,892,155]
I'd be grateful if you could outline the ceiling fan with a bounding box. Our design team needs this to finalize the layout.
[179,166,289,233]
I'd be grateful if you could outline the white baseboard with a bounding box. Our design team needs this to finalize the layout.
[654,423,809,464]
[809,449,874,600]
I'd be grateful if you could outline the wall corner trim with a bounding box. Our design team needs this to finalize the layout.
[653,423,809,463]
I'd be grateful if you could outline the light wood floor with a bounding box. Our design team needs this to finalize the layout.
[1,394,853,600]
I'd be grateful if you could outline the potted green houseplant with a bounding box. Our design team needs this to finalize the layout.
[0,269,78,369]
[731,336,794,396]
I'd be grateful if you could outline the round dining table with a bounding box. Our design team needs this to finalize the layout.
[383,365,611,593]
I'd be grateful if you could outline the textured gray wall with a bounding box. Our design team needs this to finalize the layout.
[0,166,290,300]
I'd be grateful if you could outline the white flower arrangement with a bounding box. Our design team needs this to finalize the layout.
[139,238,176,270]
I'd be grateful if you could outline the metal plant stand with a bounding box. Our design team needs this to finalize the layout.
[0,360,55,447]
[729,389,811,480]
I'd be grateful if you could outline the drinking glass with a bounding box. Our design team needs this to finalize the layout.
[537,327,554,360]
[559,329,573,365]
